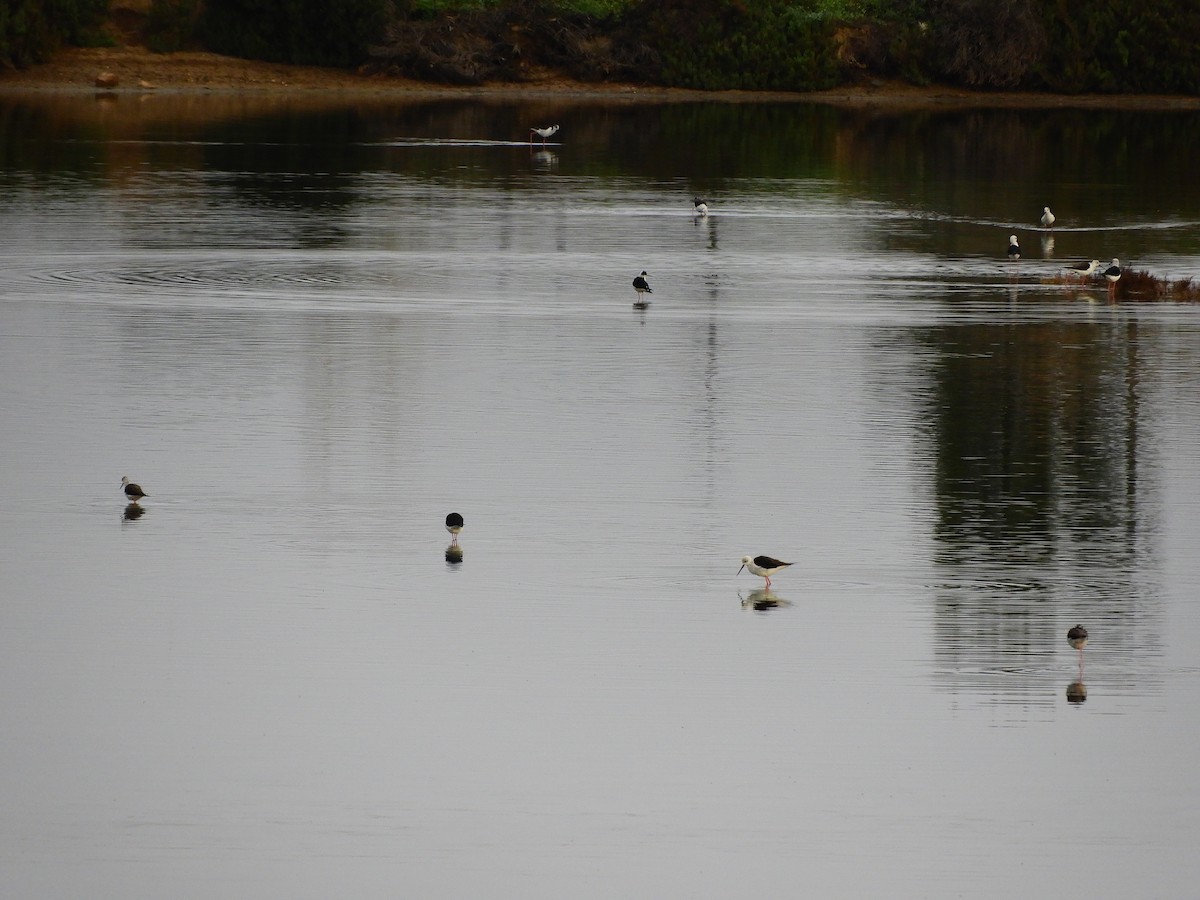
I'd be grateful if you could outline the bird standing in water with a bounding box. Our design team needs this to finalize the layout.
[1067,624,1088,651]
[445,512,464,545]
[738,555,793,589]
[1040,206,1056,229]
[121,476,148,503]
[632,271,652,307]
[1065,259,1100,280]
[1104,258,1122,298]
[1007,234,1021,260]
[529,125,559,145]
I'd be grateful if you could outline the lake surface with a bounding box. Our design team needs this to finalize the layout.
[2,90,1200,898]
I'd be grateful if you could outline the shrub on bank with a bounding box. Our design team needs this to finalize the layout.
[0,0,107,69]
[201,0,391,68]
[1039,0,1200,94]
[6,0,1199,94]
[625,0,841,91]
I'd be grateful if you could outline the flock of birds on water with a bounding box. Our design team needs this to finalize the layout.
[120,475,1091,672]
[116,131,1098,688]
[1006,206,1124,298]
[533,125,1127,308]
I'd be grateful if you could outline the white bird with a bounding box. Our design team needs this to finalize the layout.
[632,270,652,307]
[1065,259,1100,278]
[1007,234,1021,260]
[693,196,709,216]
[1040,206,1056,229]
[529,125,559,145]
[121,475,147,503]
[1104,258,1122,296]
[738,555,793,589]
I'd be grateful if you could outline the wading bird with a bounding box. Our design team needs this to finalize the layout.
[445,512,464,545]
[632,270,652,308]
[738,555,793,589]
[529,125,559,145]
[121,476,148,503]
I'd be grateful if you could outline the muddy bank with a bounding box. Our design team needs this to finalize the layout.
[4,45,1200,111]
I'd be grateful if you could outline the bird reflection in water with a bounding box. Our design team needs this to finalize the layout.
[122,503,146,523]
[1066,624,1088,704]
[740,589,791,611]
[1041,234,1055,258]
[445,543,464,565]
[530,149,558,172]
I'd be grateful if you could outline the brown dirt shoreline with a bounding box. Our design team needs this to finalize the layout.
[4,45,1200,110]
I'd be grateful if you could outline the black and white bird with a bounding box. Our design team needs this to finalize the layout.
[1065,259,1100,278]
[738,555,793,589]
[1067,624,1089,651]
[1040,206,1056,229]
[529,125,559,145]
[693,196,709,216]
[121,476,147,503]
[1007,234,1021,260]
[632,270,652,307]
[445,512,464,545]
[1104,258,1122,295]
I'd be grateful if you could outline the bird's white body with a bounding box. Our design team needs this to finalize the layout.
[1066,259,1100,277]
[1041,206,1056,228]
[1104,258,1122,284]
[530,125,560,144]
[693,197,708,216]
[738,554,793,587]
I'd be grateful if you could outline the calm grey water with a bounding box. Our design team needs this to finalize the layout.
[2,91,1200,898]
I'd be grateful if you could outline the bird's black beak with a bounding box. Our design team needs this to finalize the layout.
[737,564,746,575]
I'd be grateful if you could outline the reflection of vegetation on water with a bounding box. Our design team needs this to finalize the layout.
[923,319,1142,563]
[918,316,1164,705]
[0,99,111,180]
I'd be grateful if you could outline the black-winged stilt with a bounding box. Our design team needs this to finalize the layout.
[121,476,147,503]
[1067,624,1088,681]
[738,555,793,588]
[1104,258,1122,297]
[1007,234,1021,260]
[445,512,464,544]
[529,125,559,145]
[632,271,652,307]
[1065,259,1100,279]
[1040,206,1056,229]
[1067,624,1088,651]
[693,196,708,216]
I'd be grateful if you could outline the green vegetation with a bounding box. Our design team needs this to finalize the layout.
[628,0,840,91]
[410,0,630,13]
[201,0,391,68]
[4,0,1198,94]
[145,0,201,53]
[0,0,108,68]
